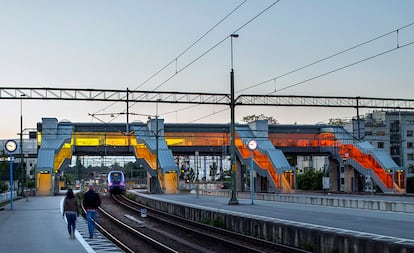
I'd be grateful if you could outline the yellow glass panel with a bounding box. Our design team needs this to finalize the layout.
[54,147,72,173]
[37,132,42,146]
[75,138,100,146]
[166,138,185,146]
[37,173,51,196]
[106,138,128,146]
[164,172,178,194]
[134,145,156,169]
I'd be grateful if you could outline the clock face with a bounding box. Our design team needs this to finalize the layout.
[247,139,257,151]
[5,140,17,153]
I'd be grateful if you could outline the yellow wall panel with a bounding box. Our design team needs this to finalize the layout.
[37,173,51,196]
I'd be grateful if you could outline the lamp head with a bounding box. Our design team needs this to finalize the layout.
[231,34,239,38]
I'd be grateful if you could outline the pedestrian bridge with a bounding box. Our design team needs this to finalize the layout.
[35,118,405,195]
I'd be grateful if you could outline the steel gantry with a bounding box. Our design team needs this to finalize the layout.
[0,87,414,110]
[0,87,230,105]
[237,94,414,110]
[1,87,414,110]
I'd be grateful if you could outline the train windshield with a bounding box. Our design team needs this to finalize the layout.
[110,172,122,181]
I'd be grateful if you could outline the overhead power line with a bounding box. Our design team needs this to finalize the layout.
[150,0,281,92]
[268,39,414,95]
[135,0,248,91]
[238,22,414,94]
[111,0,281,122]
[94,0,247,116]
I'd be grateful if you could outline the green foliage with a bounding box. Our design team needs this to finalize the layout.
[124,161,146,178]
[328,118,347,126]
[241,114,278,124]
[212,214,224,227]
[0,181,8,193]
[63,173,76,185]
[297,170,323,190]
[209,162,217,177]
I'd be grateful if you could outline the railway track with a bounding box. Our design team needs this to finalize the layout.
[81,195,178,253]
[110,193,311,253]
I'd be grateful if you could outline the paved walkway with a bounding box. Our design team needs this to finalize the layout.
[0,195,122,253]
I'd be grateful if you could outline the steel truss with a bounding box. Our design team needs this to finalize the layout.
[237,94,414,110]
[1,87,414,110]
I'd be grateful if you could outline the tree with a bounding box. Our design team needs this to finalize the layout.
[0,150,7,180]
[241,114,278,124]
[328,118,346,126]
[296,170,323,190]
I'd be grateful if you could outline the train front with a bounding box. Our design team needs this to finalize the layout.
[107,171,126,193]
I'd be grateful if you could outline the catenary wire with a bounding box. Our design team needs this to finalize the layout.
[267,40,414,95]
[150,0,281,92]
[115,0,282,121]
[93,0,247,115]
[164,21,413,121]
[188,107,229,123]
[182,39,414,123]
[135,0,248,91]
[238,22,414,94]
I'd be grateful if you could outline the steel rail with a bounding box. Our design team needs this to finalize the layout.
[80,202,135,253]
[98,205,179,253]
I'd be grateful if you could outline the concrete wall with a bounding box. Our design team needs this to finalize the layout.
[131,192,414,253]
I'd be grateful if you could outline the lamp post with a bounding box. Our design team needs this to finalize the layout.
[154,100,162,194]
[228,34,239,205]
[20,94,25,197]
[126,88,130,151]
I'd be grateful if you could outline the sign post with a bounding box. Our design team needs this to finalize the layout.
[5,140,18,210]
[247,139,258,205]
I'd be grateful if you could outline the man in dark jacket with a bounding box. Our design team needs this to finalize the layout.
[83,184,101,238]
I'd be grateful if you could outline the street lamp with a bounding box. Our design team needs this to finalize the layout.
[154,99,162,193]
[20,94,26,198]
[229,34,239,205]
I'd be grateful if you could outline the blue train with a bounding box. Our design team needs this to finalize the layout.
[107,171,126,193]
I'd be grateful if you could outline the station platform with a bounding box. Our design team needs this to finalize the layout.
[0,195,122,253]
[131,190,414,242]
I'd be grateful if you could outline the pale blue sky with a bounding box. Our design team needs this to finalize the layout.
[1,0,413,139]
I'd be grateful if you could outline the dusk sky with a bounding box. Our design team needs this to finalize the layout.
[1,0,413,139]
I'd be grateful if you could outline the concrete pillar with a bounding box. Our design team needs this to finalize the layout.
[329,158,339,192]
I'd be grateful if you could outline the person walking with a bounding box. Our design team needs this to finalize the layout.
[83,184,101,239]
[63,188,79,240]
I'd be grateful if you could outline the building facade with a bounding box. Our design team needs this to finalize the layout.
[353,111,414,173]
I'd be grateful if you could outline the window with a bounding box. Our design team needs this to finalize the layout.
[377,142,384,149]
[408,153,414,161]
[408,142,414,149]
[376,131,385,136]
[408,130,414,137]
[390,147,400,155]
[303,156,313,161]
